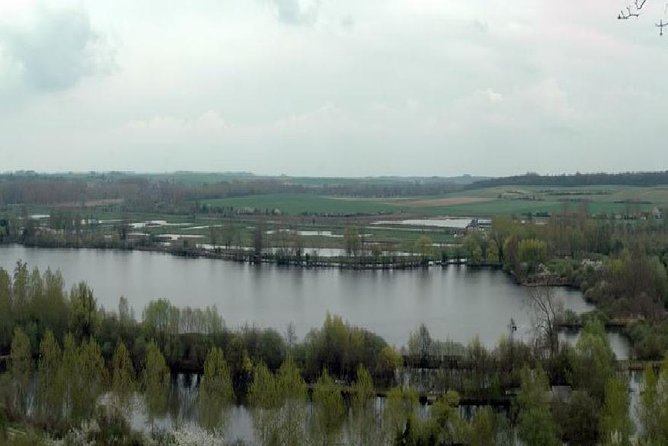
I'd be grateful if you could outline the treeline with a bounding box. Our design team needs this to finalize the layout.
[0,173,472,214]
[456,214,668,359]
[471,170,668,188]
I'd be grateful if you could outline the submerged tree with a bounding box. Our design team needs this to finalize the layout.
[249,362,281,446]
[111,341,136,411]
[311,369,346,446]
[199,346,234,433]
[349,365,385,446]
[276,357,307,446]
[143,340,170,425]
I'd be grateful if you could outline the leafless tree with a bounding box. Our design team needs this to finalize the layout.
[618,0,668,35]
[527,285,564,357]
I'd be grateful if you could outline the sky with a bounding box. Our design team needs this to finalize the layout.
[0,0,667,177]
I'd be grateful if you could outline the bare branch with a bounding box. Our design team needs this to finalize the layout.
[657,19,668,35]
[618,0,647,19]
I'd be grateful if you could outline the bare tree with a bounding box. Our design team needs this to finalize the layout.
[527,285,564,357]
[618,0,668,35]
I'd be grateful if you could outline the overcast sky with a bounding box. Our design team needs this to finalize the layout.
[0,0,667,177]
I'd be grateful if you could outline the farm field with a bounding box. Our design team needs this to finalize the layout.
[199,185,668,218]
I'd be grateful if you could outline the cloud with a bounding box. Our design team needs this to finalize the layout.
[0,6,115,92]
[271,0,321,25]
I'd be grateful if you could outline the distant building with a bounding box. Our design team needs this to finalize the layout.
[652,207,663,219]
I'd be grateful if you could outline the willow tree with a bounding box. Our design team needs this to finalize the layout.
[199,346,234,433]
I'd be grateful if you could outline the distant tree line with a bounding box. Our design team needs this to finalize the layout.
[471,171,668,188]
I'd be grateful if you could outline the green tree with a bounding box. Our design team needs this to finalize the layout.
[72,337,107,421]
[349,365,384,445]
[111,341,136,411]
[59,333,78,420]
[469,407,496,446]
[599,375,633,446]
[515,366,559,446]
[343,226,361,257]
[426,390,468,444]
[8,327,31,417]
[311,369,345,446]
[463,235,483,264]
[143,341,170,425]
[518,238,548,271]
[385,386,418,440]
[249,362,281,446]
[570,319,615,402]
[414,235,434,263]
[637,359,668,444]
[276,357,307,446]
[69,282,100,341]
[487,239,500,264]
[199,346,234,433]
[0,268,12,349]
[36,330,64,426]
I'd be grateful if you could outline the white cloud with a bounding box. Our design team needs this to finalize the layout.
[0,5,115,92]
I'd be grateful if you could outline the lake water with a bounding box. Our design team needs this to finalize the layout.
[0,245,626,356]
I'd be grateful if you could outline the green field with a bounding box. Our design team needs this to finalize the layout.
[202,194,401,216]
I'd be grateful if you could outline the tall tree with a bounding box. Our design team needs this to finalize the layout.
[69,282,100,341]
[71,337,107,421]
[8,327,31,417]
[36,330,64,426]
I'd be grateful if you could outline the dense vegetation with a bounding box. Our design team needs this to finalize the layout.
[0,263,667,445]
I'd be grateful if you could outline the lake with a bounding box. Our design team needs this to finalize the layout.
[0,245,624,355]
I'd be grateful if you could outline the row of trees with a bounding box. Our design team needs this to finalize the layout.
[3,320,668,445]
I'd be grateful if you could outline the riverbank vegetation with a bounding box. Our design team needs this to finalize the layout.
[0,263,667,445]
